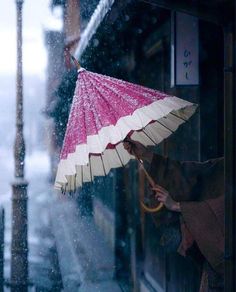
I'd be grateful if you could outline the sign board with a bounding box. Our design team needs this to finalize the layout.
[171,12,199,86]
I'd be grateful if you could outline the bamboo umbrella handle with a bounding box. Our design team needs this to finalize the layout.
[124,137,164,213]
[137,159,156,187]
[137,159,164,213]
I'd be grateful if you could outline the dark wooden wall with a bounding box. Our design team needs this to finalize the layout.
[79,0,232,290]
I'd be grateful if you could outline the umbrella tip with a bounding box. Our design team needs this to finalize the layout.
[70,55,81,69]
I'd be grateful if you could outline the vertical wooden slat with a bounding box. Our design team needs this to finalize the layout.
[224,22,236,291]
[138,165,146,252]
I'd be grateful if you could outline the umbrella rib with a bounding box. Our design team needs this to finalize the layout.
[157,120,174,133]
[90,73,143,118]
[89,156,93,181]
[142,129,158,145]
[81,165,83,185]
[65,183,68,194]
[115,147,124,167]
[170,112,188,122]
[87,74,120,121]
[100,154,107,175]
[74,173,77,191]
[79,74,97,142]
[91,72,163,102]
[86,73,123,135]
[91,74,134,107]
[82,74,104,127]
[84,74,119,150]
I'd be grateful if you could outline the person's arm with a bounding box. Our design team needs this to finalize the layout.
[123,138,181,211]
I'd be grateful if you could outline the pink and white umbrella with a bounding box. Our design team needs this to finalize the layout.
[55,66,197,192]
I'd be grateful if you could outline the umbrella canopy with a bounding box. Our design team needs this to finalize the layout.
[55,67,197,192]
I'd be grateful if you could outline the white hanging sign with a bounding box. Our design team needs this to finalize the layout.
[171,12,199,86]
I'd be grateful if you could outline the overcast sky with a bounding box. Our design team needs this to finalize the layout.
[0,0,62,77]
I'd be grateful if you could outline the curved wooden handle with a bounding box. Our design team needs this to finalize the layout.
[137,158,164,213]
[124,137,164,213]
[140,200,164,213]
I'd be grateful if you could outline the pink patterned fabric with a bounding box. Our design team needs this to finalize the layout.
[61,69,171,160]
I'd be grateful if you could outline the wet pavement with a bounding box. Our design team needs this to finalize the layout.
[0,149,62,291]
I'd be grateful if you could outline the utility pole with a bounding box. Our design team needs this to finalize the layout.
[11,0,28,291]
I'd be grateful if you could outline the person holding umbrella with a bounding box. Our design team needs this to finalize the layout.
[124,139,224,292]
[54,59,223,291]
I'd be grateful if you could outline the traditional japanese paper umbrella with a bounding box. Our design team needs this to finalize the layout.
[55,59,197,212]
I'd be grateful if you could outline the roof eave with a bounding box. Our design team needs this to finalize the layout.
[74,0,116,59]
